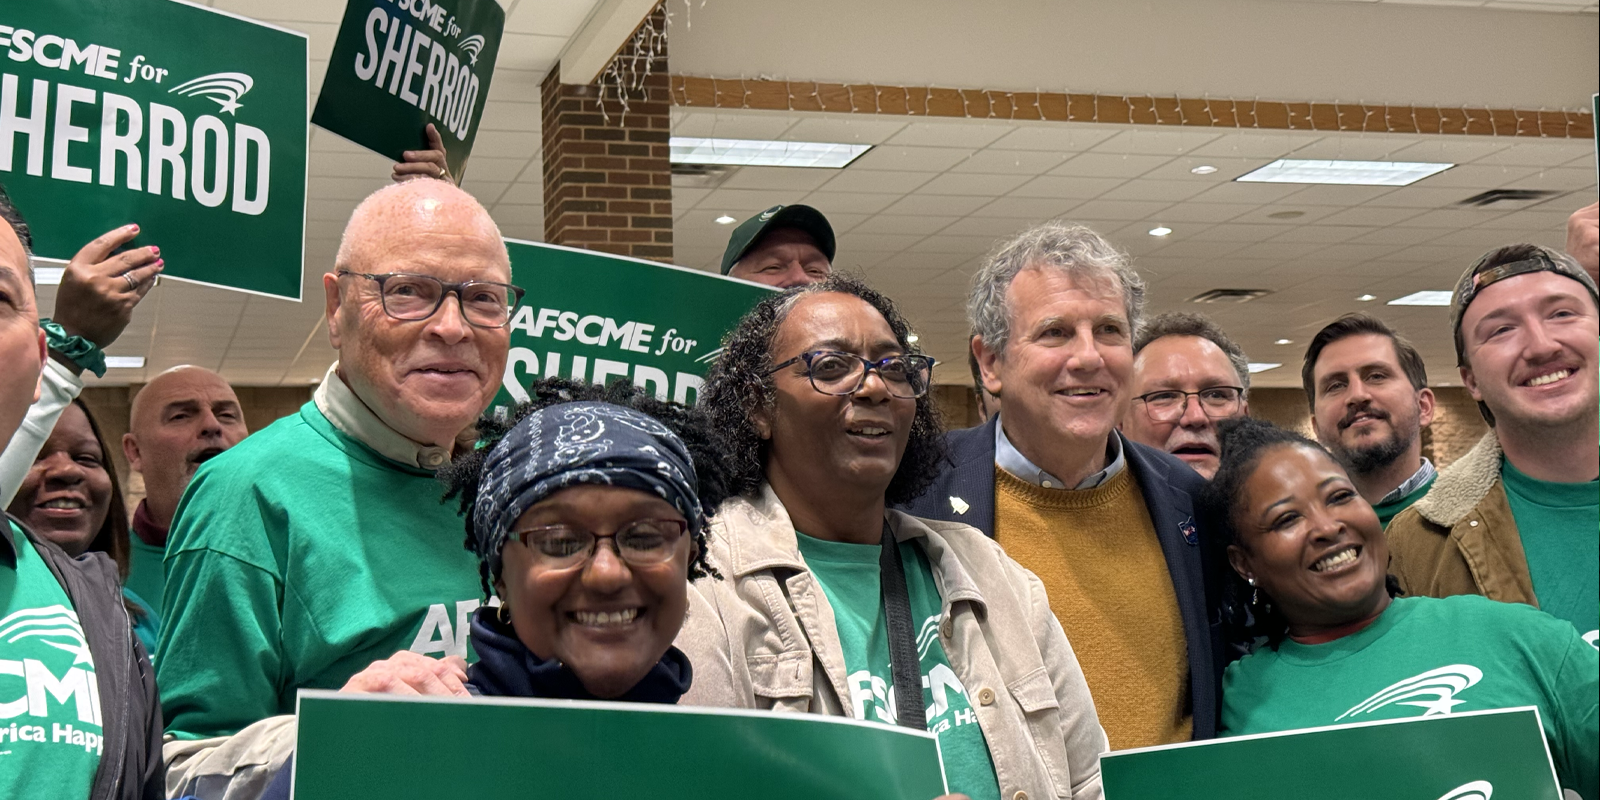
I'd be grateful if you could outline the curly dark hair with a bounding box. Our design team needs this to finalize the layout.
[1199,417,1401,648]
[440,378,730,599]
[699,274,947,506]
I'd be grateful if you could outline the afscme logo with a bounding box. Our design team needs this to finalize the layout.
[0,606,102,726]
[1336,664,1483,721]
[1437,780,1493,800]
[457,34,484,65]
[169,72,254,115]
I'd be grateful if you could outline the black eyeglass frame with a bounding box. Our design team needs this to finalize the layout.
[509,518,690,570]
[1132,386,1246,422]
[336,269,526,328]
[767,349,936,399]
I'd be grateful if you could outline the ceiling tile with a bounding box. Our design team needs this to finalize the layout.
[796,191,902,215]
[478,101,542,132]
[948,149,1072,174]
[1089,128,1225,156]
[846,146,978,172]
[1010,176,1122,199]
[884,120,1012,148]
[986,124,1119,152]
[879,195,996,217]
[817,170,936,194]
[916,173,1032,196]
[1186,132,1324,159]
[970,197,1083,218]
[718,166,839,191]
[1069,199,1175,221]
[783,116,909,144]
[1050,152,1171,178]
[1097,179,1211,202]
[852,215,961,235]
[670,109,801,140]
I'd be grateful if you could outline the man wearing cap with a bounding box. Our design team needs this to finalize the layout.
[1388,244,1599,647]
[718,204,835,288]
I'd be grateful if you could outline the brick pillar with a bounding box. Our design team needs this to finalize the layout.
[540,6,672,261]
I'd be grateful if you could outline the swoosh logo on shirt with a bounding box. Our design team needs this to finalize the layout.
[1336,664,1483,721]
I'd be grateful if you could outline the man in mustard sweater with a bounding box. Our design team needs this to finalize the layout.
[901,222,1221,749]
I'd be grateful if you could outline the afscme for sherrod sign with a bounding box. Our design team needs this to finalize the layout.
[313,0,503,181]
[0,0,308,301]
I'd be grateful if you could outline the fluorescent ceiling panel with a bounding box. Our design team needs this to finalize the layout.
[1387,290,1454,307]
[1235,159,1453,186]
[1247,362,1282,374]
[104,356,146,369]
[670,137,872,168]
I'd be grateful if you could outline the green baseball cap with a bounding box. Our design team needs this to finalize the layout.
[718,204,836,275]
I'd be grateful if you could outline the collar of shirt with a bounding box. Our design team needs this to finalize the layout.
[993,414,1125,490]
[1377,458,1436,505]
[313,362,452,470]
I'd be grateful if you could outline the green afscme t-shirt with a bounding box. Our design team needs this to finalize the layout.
[1,522,102,800]
[1501,459,1600,646]
[1223,595,1599,800]
[156,403,486,740]
[796,531,1001,800]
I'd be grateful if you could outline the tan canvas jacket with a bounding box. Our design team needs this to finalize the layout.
[677,485,1108,800]
[1387,432,1539,606]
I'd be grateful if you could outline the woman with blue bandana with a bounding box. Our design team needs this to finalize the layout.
[443,379,730,701]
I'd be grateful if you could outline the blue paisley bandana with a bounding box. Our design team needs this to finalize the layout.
[470,401,703,580]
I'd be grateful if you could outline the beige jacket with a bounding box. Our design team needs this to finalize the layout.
[678,485,1108,800]
[1387,432,1539,606]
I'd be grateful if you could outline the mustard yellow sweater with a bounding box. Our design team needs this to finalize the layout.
[994,465,1192,750]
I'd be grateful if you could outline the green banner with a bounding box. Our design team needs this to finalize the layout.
[1102,708,1562,800]
[312,0,502,180]
[293,690,948,799]
[0,0,308,300]
[500,241,775,407]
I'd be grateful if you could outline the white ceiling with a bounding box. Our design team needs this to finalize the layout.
[47,0,1597,392]
[667,109,1595,387]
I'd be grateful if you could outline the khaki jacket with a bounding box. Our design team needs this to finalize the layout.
[678,485,1108,800]
[1387,432,1538,606]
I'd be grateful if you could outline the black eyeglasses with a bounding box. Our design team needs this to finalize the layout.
[768,350,935,399]
[511,519,688,570]
[337,270,525,328]
[1133,387,1244,423]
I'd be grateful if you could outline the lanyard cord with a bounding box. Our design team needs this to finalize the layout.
[879,520,927,730]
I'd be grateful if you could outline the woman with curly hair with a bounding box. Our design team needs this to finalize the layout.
[680,275,1108,800]
[1203,417,1595,799]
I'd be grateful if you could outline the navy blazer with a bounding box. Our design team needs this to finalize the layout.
[897,415,1224,740]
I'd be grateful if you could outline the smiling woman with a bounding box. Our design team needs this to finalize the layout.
[1202,418,1598,800]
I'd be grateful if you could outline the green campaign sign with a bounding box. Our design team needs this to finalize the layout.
[500,241,775,407]
[0,0,308,300]
[1102,708,1563,800]
[293,690,948,799]
[312,0,502,180]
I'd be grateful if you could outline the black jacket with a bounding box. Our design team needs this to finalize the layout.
[896,418,1224,740]
[2,514,164,800]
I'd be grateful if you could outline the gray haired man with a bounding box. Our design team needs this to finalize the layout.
[899,221,1221,749]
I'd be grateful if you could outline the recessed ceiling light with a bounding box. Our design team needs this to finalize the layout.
[906,333,920,344]
[1274,338,1293,346]
[714,215,736,225]
[104,356,145,369]
[1247,362,1282,374]
[1236,159,1453,187]
[670,137,872,169]
[1356,294,1377,302]
[1190,165,1218,175]
[1148,226,1173,237]
[1387,290,1453,307]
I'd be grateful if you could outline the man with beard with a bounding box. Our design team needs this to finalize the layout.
[120,366,249,616]
[1303,314,1436,527]
[1389,245,1598,644]
[1121,312,1250,480]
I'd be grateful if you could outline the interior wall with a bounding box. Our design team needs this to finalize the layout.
[671,0,1597,110]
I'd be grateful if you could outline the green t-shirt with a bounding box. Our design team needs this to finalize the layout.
[1223,595,1599,800]
[1373,473,1435,528]
[156,402,485,740]
[124,536,165,620]
[1,522,102,800]
[795,531,1002,800]
[1501,459,1600,644]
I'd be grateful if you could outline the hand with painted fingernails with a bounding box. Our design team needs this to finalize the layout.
[393,123,453,185]
[339,650,472,697]
[50,223,163,373]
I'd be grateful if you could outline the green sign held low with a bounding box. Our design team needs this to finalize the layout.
[313,0,502,181]
[500,241,775,407]
[1101,708,1563,800]
[293,690,949,799]
[0,0,308,300]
